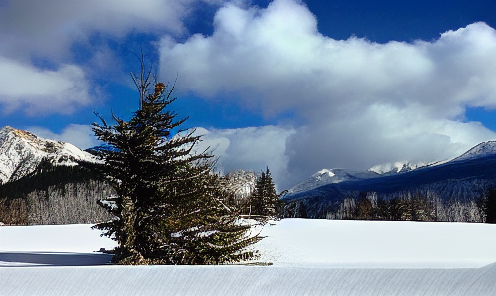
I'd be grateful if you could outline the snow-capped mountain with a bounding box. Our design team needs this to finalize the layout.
[287,169,379,195]
[287,163,433,196]
[283,140,496,218]
[368,161,430,175]
[450,140,496,162]
[286,140,496,198]
[288,162,435,196]
[0,126,95,184]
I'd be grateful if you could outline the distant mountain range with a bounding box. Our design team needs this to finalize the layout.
[0,126,259,198]
[286,168,379,196]
[1,125,495,222]
[283,141,496,218]
[0,126,255,225]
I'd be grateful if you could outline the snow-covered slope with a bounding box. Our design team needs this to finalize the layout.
[287,169,379,195]
[287,140,496,195]
[3,219,495,268]
[368,161,430,175]
[451,140,496,162]
[0,126,95,183]
[1,220,496,295]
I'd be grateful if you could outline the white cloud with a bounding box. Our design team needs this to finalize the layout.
[0,0,226,115]
[27,124,99,150]
[286,103,496,183]
[159,0,496,188]
[0,0,214,61]
[159,3,496,120]
[0,56,93,115]
[192,126,295,188]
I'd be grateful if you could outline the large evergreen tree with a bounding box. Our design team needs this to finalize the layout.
[86,64,259,264]
[250,167,279,218]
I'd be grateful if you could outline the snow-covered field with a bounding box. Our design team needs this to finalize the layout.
[1,219,496,295]
[254,219,496,268]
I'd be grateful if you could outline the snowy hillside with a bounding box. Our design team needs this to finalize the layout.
[1,219,496,295]
[287,169,379,195]
[288,162,431,196]
[451,140,496,162]
[4,219,495,268]
[368,160,430,174]
[0,126,95,183]
[285,141,496,204]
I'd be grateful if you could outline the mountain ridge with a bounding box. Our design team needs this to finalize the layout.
[0,126,95,184]
[282,141,496,219]
[287,140,496,196]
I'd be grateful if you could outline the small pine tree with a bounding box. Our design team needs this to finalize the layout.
[297,201,308,218]
[355,192,373,220]
[250,167,279,218]
[262,168,279,217]
[85,62,259,264]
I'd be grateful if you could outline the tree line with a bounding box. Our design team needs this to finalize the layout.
[220,167,280,220]
[283,188,496,223]
[0,163,113,225]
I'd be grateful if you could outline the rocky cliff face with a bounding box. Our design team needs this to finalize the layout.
[0,126,111,225]
[0,126,95,184]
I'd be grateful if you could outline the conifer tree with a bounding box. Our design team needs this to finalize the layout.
[250,167,279,218]
[86,62,259,264]
[483,186,496,223]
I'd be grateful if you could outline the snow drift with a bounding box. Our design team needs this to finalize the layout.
[1,219,496,295]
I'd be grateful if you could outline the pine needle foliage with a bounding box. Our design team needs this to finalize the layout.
[482,186,496,223]
[87,64,260,264]
[250,167,279,218]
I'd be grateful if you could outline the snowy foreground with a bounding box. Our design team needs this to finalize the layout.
[1,219,496,295]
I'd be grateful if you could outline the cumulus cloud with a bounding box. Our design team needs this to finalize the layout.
[0,56,93,115]
[159,0,496,188]
[159,1,496,119]
[27,124,99,150]
[0,0,219,61]
[0,0,225,115]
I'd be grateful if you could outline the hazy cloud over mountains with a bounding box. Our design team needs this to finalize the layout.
[193,126,295,189]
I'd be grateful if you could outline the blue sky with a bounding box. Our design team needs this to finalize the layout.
[1,0,496,189]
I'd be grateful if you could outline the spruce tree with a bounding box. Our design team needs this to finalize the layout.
[483,186,496,223]
[262,168,279,217]
[250,171,264,217]
[86,63,259,264]
[250,167,279,218]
